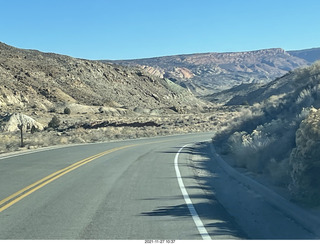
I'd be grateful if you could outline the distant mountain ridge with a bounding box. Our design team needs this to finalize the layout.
[105,47,320,96]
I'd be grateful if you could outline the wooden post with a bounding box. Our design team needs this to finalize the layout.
[18,124,24,147]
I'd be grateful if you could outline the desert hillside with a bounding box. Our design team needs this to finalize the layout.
[214,61,320,206]
[1,42,239,154]
[107,48,313,95]
[0,42,206,114]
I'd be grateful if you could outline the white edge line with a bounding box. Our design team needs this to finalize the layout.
[174,144,212,240]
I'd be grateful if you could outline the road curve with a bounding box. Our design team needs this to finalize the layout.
[0,132,244,240]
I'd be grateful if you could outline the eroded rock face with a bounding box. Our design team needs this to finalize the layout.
[289,108,320,205]
[2,113,44,132]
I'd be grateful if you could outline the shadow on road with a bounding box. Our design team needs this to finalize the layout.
[141,141,247,240]
[155,141,319,240]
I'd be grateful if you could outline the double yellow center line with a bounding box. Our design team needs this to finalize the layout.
[0,144,135,213]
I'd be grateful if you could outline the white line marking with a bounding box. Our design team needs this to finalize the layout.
[174,144,212,240]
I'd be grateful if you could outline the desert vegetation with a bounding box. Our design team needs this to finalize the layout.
[0,107,239,154]
[290,108,320,204]
[214,61,320,206]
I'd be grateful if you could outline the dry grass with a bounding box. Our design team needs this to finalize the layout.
[0,109,239,155]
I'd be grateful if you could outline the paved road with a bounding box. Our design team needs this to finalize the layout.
[0,132,245,240]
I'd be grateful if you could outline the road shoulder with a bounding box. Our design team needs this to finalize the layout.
[177,143,246,239]
[188,141,318,239]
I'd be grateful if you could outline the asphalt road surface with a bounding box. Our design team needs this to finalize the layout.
[0,132,245,240]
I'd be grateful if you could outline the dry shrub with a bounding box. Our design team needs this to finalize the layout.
[289,108,320,205]
[227,129,275,172]
[216,63,320,206]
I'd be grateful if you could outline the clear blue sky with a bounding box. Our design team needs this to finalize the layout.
[0,0,319,60]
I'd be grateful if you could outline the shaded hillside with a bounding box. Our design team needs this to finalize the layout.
[0,42,204,116]
[214,61,320,206]
[205,82,264,105]
[225,62,320,106]
[289,48,320,63]
[106,48,309,95]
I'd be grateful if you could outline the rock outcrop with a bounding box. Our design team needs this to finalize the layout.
[2,113,44,132]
